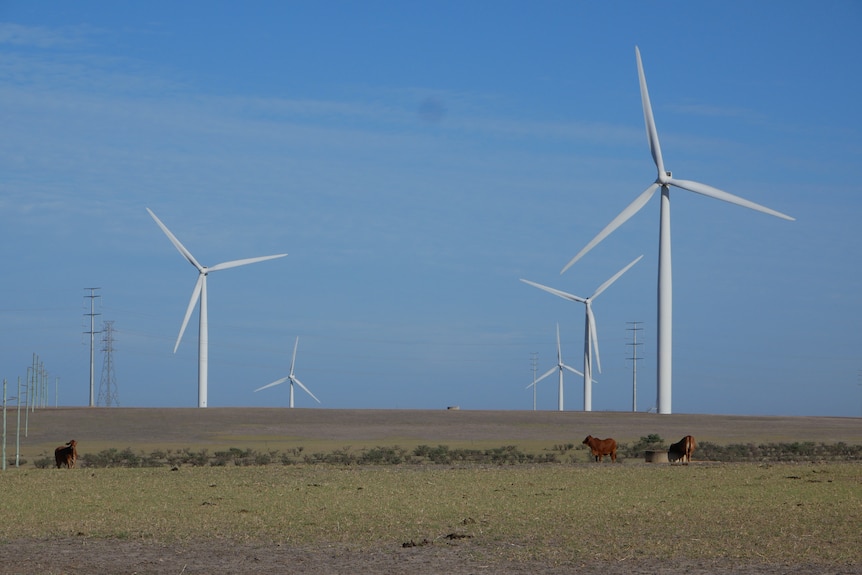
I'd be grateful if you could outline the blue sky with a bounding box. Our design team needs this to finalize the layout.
[1,2,859,415]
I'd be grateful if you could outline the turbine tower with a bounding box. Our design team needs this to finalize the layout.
[522,255,642,411]
[147,208,287,408]
[560,47,794,414]
[526,323,584,411]
[255,336,320,408]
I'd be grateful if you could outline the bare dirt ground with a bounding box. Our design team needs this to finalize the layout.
[5,408,861,574]
[4,538,862,575]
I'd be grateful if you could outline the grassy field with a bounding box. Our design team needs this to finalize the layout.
[1,462,860,566]
[3,408,861,571]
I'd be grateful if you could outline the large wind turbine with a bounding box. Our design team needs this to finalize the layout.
[255,336,320,408]
[526,323,584,411]
[522,255,642,411]
[147,208,287,408]
[560,47,794,415]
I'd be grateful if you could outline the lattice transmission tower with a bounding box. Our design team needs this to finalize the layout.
[97,321,120,407]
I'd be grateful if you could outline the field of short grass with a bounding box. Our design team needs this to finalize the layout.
[2,462,859,566]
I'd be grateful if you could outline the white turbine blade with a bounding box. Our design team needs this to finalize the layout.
[669,177,795,221]
[555,323,563,362]
[562,364,585,377]
[208,253,288,273]
[528,366,558,389]
[636,46,666,180]
[291,376,321,403]
[175,275,203,353]
[560,184,658,274]
[587,304,602,374]
[255,376,289,392]
[147,208,205,272]
[289,336,299,375]
[591,254,644,300]
[520,279,586,304]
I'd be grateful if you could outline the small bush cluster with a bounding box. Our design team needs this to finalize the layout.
[412,444,556,465]
[619,433,667,459]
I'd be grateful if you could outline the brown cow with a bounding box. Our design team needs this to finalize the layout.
[583,435,617,463]
[668,435,696,464]
[54,440,78,469]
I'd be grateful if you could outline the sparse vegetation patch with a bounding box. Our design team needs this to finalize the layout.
[24,439,862,469]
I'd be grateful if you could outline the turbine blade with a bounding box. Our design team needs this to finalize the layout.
[555,323,563,363]
[560,184,658,274]
[208,253,288,273]
[175,275,203,353]
[255,376,289,392]
[587,304,601,374]
[636,46,666,179]
[289,336,299,375]
[291,376,321,403]
[520,279,587,304]
[529,366,557,388]
[591,255,644,300]
[562,364,585,377]
[147,208,205,272]
[669,177,795,221]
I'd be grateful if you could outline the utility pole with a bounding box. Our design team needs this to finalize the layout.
[3,378,7,471]
[84,288,101,407]
[40,362,47,408]
[858,369,862,418]
[530,352,538,411]
[97,321,120,407]
[626,322,644,412]
[16,376,21,467]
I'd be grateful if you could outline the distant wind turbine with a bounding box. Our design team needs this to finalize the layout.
[147,208,287,408]
[560,47,794,415]
[526,323,584,411]
[255,337,320,408]
[522,255,642,411]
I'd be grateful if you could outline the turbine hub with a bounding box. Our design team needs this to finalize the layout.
[657,170,672,185]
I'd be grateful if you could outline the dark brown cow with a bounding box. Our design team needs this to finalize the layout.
[54,440,78,469]
[668,435,696,464]
[582,435,617,463]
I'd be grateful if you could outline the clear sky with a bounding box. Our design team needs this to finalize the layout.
[1,2,859,416]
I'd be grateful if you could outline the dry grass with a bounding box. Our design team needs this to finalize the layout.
[2,463,860,565]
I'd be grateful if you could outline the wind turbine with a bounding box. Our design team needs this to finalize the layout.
[522,255,642,411]
[255,336,320,408]
[560,47,794,415]
[526,323,584,411]
[147,208,287,408]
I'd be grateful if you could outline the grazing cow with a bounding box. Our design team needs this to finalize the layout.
[55,440,78,469]
[582,435,617,463]
[668,435,696,464]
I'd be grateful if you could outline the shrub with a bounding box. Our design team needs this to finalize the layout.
[34,456,53,469]
[620,434,666,459]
